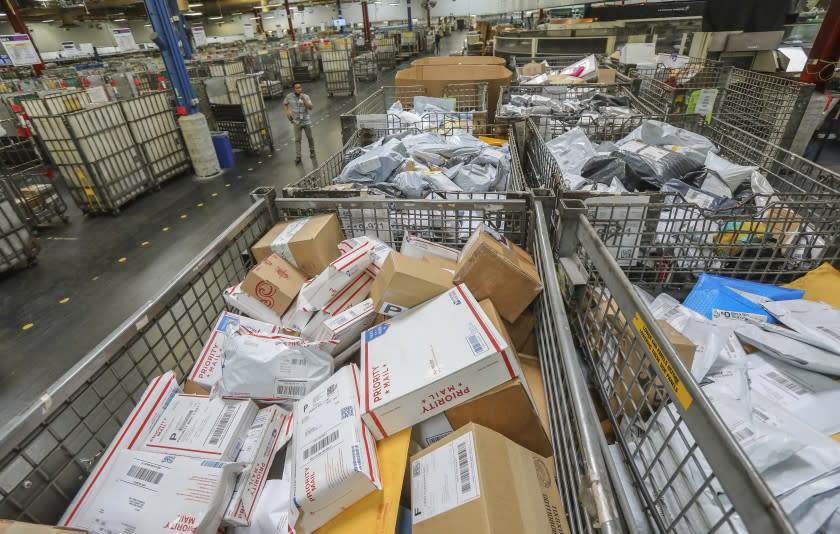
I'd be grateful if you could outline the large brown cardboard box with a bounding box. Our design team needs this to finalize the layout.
[454,226,542,323]
[505,311,535,352]
[411,423,570,534]
[395,64,512,121]
[0,521,86,533]
[251,214,344,277]
[411,56,506,67]
[370,252,453,316]
[241,254,307,316]
[519,353,550,434]
[478,298,514,349]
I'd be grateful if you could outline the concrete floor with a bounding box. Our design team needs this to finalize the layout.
[0,31,467,423]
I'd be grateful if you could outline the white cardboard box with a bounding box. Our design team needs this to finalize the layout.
[299,240,374,312]
[339,236,394,277]
[620,43,656,65]
[141,394,258,460]
[224,283,286,326]
[224,405,294,526]
[316,298,376,355]
[64,449,244,534]
[292,364,381,533]
[188,311,283,390]
[59,371,181,527]
[321,271,374,315]
[400,232,459,262]
[360,284,520,440]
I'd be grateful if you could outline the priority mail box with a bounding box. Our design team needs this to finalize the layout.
[400,232,459,262]
[64,449,244,534]
[361,284,520,440]
[242,254,308,316]
[339,235,394,278]
[224,406,294,526]
[224,283,285,326]
[293,364,382,533]
[321,271,374,316]
[299,239,375,311]
[315,298,376,355]
[454,224,542,322]
[60,372,181,527]
[410,423,571,534]
[141,394,258,460]
[251,214,345,276]
[283,295,316,334]
[188,311,283,390]
[370,252,453,317]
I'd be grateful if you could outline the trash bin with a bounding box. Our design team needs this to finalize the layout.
[211,131,235,169]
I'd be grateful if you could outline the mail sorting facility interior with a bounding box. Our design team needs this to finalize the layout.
[1,1,840,533]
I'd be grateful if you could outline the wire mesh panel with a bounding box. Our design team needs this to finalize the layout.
[0,177,38,274]
[191,77,216,131]
[3,172,69,227]
[636,59,726,117]
[443,82,488,113]
[30,104,152,215]
[353,52,378,83]
[321,50,355,97]
[338,85,426,144]
[374,37,396,70]
[208,58,246,77]
[119,92,190,186]
[552,202,797,533]
[512,55,600,83]
[275,49,295,88]
[21,91,90,118]
[292,47,321,82]
[211,75,273,154]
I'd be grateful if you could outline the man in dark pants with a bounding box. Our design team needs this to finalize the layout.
[283,82,315,163]
[435,32,441,55]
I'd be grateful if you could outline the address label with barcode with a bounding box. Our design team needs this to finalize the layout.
[411,431,480,524]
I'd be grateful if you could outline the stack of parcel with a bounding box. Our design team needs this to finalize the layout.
[548,106,840,531]
[48,203,587,534]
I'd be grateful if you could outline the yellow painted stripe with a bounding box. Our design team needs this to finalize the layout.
[21,323,33,331]
[59,297,70,304]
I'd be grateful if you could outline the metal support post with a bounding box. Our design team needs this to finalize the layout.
[285,0,295,41]
[145,0,198,113]
[336,0,343,33]
[361,1,372,47]
[407,0,412,30]
[1,0,43,74]
[800,0,840,91]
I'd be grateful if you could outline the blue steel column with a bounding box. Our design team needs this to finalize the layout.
[176,12,193,59]
[146,0,198,113]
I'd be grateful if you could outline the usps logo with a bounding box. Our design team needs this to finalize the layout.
[216,313,240,333]
[448,291,462,306]
[364,323,389,342]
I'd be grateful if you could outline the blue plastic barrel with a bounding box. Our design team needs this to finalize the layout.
[211,131,235,169]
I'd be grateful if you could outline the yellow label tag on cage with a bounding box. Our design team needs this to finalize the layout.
[632,313,693,411]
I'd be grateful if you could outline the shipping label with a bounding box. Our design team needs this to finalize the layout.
[411,431,480,523]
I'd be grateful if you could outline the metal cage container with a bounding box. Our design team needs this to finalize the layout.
[208,58,247,77]
[210,75,274,154]
[374,37,397,70]
[291,47,321,82]
[353,51,378,83]
[2,172,69,227]
[29,103,153,215]
[119,92,191,186]
[0,192,625,534]
[321,49,355,97]
[283,121,525,198]
[21,91,90,118]
[0,176,38,274]
[511,55,621,85]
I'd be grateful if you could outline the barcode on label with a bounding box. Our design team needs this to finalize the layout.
[766,370,809,397]
[209,405,237,445]
[290,358,307,367]
[303,430,340,460]
[201,460,225,468]
[275,381,308,398]
[732,426,755,442]
[340,406,354,419]
[127,465,163,484]
[457,442,471,494]
[352,444,362,472]
[466,334,486,355]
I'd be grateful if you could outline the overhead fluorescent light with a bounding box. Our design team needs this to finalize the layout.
[208,15,223,20]
[41,19,54,23]
[0,12,8,16]
[250,16,259,19]
[113,18,127,22]
[184,11,202,16]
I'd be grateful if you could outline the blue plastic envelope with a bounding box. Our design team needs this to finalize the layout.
[683,273,804,324]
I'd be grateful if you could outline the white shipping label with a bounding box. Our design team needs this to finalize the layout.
[711,309,768,325]
[683,188,715,210]
[751,366,814,407]
[411,432,480,524]
[638,144,671,162]
[693,88,718,117]
[270,217,310,267]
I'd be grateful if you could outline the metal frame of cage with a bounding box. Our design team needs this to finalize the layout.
[119,92,191,186]
[210,75,274,154]
[321,49,355,97]
[20,91,90,118]
[0,191,626,534]
[282,120,525,198]
[551,197,805,533]
[291,47,321,82]
[29,103,153,215]
[274,48,296,88]
[374,37,397,70]
[208,58,247,77]
[0,175,38,274]
[352,51,378,83]
[635,58,726,117]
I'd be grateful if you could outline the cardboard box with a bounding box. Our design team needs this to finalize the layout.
[141,394,258,461]
[252,215,345,276]
[370,252,453,317]
[519,354,550,435]
[242,254,308,316]
[188,311,283,390]
[0,522,85,534]
[454,225,542,323]
[224,283,286,326]
[423,255,457,274]
[64,450,243,534]
[224,406,294,526]
[478,299,514,349]
[361,284,520,440]
[410,423,571,534]
[293,364,381,533]
[505,312,535,352]
[413,377,552,457]
[658,320,696,369]
[60,372,181,527]
[412,56,506,67]
[401,232,459,262]
[519,61,546,76]
[299,239,375,311]
[395,64,512,121]
[315,298,377,355]
[619,43,656,65]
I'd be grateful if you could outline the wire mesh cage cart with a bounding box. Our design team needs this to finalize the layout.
[374,37,397,69]
[321,50,355,97]
[210,75,274,154]
[119,92,190,186]
[353,51,378,83]
[208,57,247,77]
[20,90,90,118]
[550,197,814,533]
[29,103,153,215]
[0,179,39,274]
[0,192,626,533]
[511,55,605,84]
[292,46,321,82]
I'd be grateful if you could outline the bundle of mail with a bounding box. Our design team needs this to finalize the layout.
[592,266,840,533]
[331,128,512,198]
[383,95,480,132]
[58,213,569,534]
[498,87,642,125]
[518,54,601,85]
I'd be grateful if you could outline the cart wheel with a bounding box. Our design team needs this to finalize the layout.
[60,215,70,224]
[111,209,121,216]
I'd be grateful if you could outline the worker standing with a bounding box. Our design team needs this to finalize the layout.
[283,82,315,163]
[435,31,442,55]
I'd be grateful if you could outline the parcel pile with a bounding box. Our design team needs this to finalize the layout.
[498,87,641,124]
[57,214,569,534]
[331,129,512,197]
[588,266,840,532]
[384,95,480,131]
[517,54,604,86]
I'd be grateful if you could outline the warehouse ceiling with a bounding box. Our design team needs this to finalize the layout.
[17,0,351,21]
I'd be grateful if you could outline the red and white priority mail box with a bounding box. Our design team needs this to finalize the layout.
[64,449,244,534]
[60,372,180,527]
[360,284,519,440]
[188,311,283,390]
[223,405,294,526]
[292,364,381,533]
[140,394,258,460]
